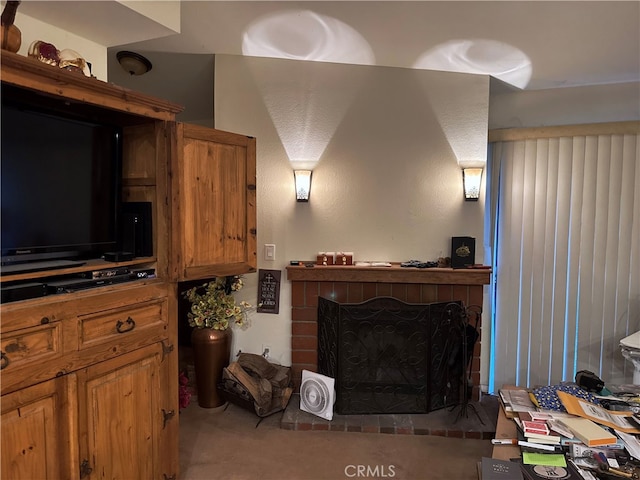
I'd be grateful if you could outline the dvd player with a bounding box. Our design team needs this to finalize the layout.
[1,282,48,303]
[47,273,134,294]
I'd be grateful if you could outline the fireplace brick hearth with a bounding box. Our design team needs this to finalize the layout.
[286,265,491,402]
[281,393,499,438]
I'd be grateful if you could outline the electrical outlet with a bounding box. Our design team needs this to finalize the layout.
[262,344,271,359]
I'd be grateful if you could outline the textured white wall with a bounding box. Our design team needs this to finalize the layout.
[214,55,490,370]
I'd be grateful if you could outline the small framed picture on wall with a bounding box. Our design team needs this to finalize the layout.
[257,269,281,314]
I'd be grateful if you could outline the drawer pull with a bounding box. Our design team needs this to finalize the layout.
[40,316,50,324]
[0,352,9,370]
[116,317,136,333]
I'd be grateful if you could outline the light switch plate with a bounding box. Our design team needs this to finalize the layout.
[264,243,275,261]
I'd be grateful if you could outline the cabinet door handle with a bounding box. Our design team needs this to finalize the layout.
[0,352,9,370]
[161,341,174,362]
[162,409,176,429]
[116,316,136,333]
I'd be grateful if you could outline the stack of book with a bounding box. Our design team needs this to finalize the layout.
[512,411,579,448]
[498,387,537,419]
[492,387,640,480]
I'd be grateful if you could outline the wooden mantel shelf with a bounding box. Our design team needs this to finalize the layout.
[286,264,491,285]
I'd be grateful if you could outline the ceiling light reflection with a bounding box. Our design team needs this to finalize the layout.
[243,10,374,65]
[415,39,531,89]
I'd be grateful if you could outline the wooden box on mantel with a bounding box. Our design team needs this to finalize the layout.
[335,252,353,265]
[316,252,335,266]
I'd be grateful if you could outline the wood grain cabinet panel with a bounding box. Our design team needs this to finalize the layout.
[1,376,77,480]
[121,123,158,184]
[76,343,173,480]
[172,123,257,280]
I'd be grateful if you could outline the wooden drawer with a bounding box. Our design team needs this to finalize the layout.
[0,323,62,373]
[78,298,167,350]
[0,303,69,334]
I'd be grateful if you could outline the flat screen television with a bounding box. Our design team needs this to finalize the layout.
[1,99,123,273]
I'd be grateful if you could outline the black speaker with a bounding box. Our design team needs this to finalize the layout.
[121,202,153,257]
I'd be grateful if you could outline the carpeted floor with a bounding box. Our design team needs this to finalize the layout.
[179,396,496,480]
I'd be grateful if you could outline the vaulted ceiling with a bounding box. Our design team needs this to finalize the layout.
[15,1,640,122]
[17,1,640,90]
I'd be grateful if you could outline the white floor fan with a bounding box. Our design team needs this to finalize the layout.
[299,370,336,420]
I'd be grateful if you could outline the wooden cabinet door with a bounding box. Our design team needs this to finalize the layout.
[172,123,257,281]
[1,376,77,480]
[77,343,167,480]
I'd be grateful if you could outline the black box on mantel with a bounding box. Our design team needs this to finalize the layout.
[451,236,476,269]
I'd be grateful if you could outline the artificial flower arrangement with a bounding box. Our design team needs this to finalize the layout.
[182,275,252,330]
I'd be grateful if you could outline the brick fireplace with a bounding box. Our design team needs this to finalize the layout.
[286,265,491,401]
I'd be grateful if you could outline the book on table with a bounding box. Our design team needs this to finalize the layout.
[525,433,561,445]
[518,410,572,422]
[481,457,524,480]
[508,389,536,411]
[557,416,617,447]
[499,388,536,417]
[498,390,516,418]
[547,419,575,439]
[516,427,564,453]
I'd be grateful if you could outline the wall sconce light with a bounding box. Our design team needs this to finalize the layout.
[116,51,152,76]
[294,170,312,202]
[462,167,483,201]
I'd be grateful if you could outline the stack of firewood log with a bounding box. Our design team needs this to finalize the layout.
[221,353,293,417]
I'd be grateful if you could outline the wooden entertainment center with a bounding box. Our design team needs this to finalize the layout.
[0,52,256,479]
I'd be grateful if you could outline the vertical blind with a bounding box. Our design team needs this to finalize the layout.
[488,130,639,392]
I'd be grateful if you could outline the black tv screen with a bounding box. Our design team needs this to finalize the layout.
[1,101,122,269]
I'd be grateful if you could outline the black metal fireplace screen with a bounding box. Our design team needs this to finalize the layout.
[317,296,476,415]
